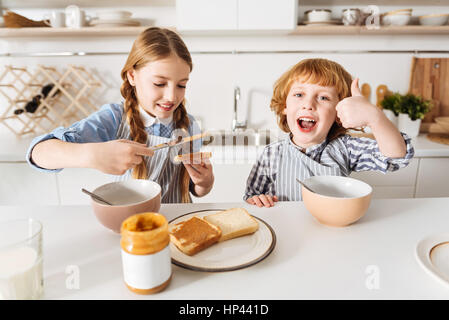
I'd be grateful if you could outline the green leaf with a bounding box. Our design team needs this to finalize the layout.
[380,92,432,120]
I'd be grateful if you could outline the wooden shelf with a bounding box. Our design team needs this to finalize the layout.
[0,25,449,38]
[300,0,445,4]
[0,26,150,38]
[0,0,174,8]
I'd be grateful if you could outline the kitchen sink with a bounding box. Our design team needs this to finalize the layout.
[205,129,272,146]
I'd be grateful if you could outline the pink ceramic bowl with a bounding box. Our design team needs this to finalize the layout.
[302,176,372,227]
[90,180,161,233]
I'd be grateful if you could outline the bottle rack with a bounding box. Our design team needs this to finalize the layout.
[0,64,102,137]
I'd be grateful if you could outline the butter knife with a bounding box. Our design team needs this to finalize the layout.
[150,132,210,151]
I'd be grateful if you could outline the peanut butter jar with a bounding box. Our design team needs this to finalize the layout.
[120,213,172,294]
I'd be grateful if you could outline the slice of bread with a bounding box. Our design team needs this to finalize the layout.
[204,208,259,242]
[174,152,212,164]
[169,216,222,256]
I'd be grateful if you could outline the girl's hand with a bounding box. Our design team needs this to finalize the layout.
[88,139,154,175]
[183,160,214,197]
[335,78,384,129]
[246,194,279,208]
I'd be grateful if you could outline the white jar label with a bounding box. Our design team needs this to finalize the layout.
[121,245,171,290]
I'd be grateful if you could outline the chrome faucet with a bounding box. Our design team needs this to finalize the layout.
[232,86,247,132]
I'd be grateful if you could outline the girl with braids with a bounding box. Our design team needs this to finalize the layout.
[27,27,214,203]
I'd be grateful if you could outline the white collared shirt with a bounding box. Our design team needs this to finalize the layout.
[139,105,173,127]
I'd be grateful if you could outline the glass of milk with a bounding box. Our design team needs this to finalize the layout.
[0,218,43,300]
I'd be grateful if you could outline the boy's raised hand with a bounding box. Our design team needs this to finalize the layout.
[335,78,382,129]
[89,139,154,175]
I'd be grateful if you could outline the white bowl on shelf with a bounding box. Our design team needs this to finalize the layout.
[382,14,411,26]
[90,18,140,27]
[384,8,412,16]
[305,9,332,23]
[419,14,449,26]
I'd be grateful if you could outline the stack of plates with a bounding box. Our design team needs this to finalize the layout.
[302,19,341,26]
[90,10,141,27]
[90,19,141,27]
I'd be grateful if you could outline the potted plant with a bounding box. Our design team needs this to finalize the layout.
[381,93,432,137]
[380,93,402,126]
[397,94,432,138]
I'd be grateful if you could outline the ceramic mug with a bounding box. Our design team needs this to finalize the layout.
[65,5,92,28]
[43,11,65,28]
[342,8,361,26]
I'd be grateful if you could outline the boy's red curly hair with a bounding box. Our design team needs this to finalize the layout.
[270,58,353,141]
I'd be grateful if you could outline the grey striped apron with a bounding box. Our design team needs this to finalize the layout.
[114,116,187,203]
[275,142,342,201]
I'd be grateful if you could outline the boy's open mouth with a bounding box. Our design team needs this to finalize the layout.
[297,117,317,133]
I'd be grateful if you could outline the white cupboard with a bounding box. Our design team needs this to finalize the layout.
[176,0,297,31]
[350,159,419,199]
[0,162,59,205]
[176,0,238,31]
[57,168,114,205]
[192,163,254,203]
[237,0,298,30]
[415,158,449,198]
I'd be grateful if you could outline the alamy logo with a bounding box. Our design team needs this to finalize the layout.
[365,265,380,290]
[65,265,80,290]
[365,6,381,30]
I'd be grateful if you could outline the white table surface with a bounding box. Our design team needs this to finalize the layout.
[1,198,449,300]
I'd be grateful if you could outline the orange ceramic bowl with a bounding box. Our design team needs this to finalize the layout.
[90,179,161,233]
[302,176,372,227]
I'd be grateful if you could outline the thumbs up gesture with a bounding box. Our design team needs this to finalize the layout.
[335,78,381,129]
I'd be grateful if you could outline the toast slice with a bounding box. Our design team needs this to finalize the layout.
[174,152,212,164]
[169,216,222,256]
[204,208,259,242]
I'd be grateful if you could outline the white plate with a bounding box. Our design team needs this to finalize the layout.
[90,18,140,26]
[91,23,141,28]
[168,209,276,272]
[416,233,449,287]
